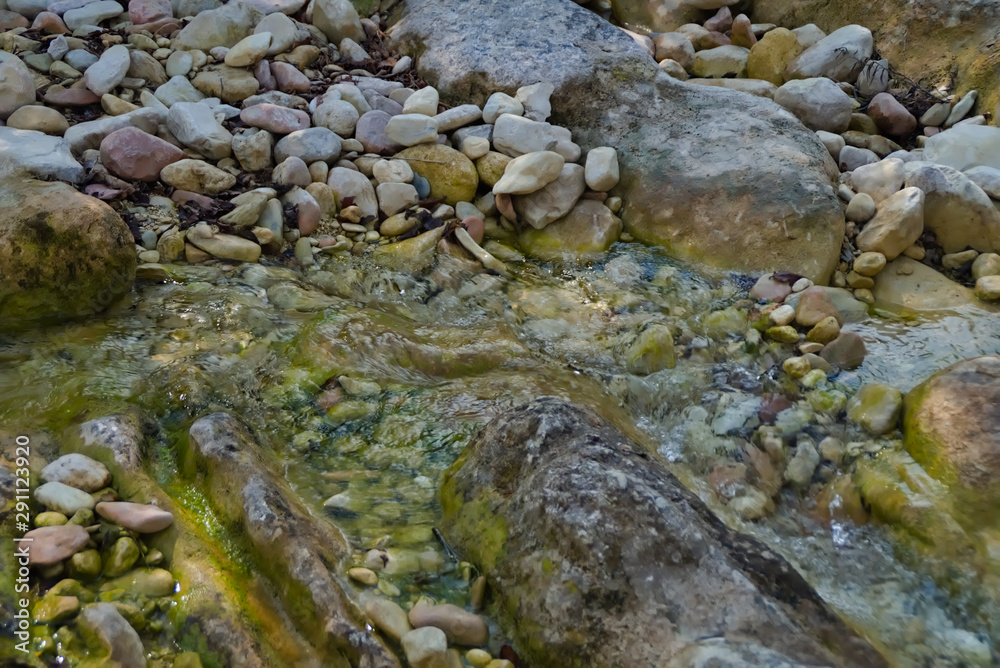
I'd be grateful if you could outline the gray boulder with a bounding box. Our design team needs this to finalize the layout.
[440,398,887,667]
[389,0,844,282]
[0,127,84,183]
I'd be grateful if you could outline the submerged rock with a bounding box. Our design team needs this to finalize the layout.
[187,412,399,667]
[390,0,844,282]
[440,397,886,666]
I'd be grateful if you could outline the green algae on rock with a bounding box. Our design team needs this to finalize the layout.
[0,179,136,330]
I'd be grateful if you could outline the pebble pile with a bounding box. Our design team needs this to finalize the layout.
[0,0,621,279]
[21,452,181,662]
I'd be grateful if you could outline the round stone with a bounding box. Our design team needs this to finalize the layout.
[41,453,111,492]
[394,143,478,206]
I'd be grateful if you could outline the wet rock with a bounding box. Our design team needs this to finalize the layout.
[518,200,621,262]
[41,453,111,492]
[33,594,80,624]
[96,501,174,533]
[105,536,140,576]
[186,412,398,666]
[440,398,886,666]
[23,524,90,566]
[0,179,135,329]
[873,256,983,312]
[847,384,903,435]
[408,601,488,646]
[77,603,146,668]
[401,627,448,668]
[903,356,1000,508]
[364,597,412,644]
[623,324,675,374]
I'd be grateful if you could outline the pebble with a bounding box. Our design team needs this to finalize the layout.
[769,304,795,326]
[385,113,439,146]
[314,98,359,137]
[515,82,554,122]
[96,501,174,533]
[348,567,378,585]
[273,156,312,187]
[806,316,841,343]
[851,158,905,203]
[513,162,585,229]
[40,454,111,492]
[584,146,619,191]
[274,127,342,164]
[941,249,979,270]
[972,253,1000,279]
[785,24,872,82]
[854,252,887,277]
[845,192,876,223]
[783,356,811,378]
[482,92,522,124]
[364,597,412,643]
[820,331,867,369]
[975,275,1000,300]
[240,103,310,134]
[493,150,565,195]
[691,44,749,79]
[23,524,90,565]
[866,93,916,136]
[327,166,378,217]
[0,57,36,120]
[493,113,579,161]
[774,77,853,133]
[6,105,69,134]
[839,145,879,171]
[63,0,123,31]
[466,649,492,668]
[225,31,271,67]
[34,481,96,515]
[944,90,977,127]
[402,85,439,116]
[101,126,185,181]
[377,182,419,216]
[373,159,414,184]
[401,627,449,668]
[161,159,236,193]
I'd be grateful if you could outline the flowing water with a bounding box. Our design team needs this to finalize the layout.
[3,243,999,666]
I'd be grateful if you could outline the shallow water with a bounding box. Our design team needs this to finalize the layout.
[3,243,999,665]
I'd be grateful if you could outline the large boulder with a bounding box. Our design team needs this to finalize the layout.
[752,0,1000,124]
[0,179,136,330]
[390,0,844,282]
[440,397,887,667]
[609,0,739,33]
[903,356,1000,515]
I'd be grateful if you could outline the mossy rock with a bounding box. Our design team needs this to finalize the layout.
[395,144,478,206]
[518,200,621,262]
[903,355,1000,519]
[0,179,136,330]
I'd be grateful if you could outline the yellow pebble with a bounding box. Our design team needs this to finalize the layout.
[465,648,492,667]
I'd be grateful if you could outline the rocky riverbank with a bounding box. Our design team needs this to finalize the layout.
[2,0,1000,665]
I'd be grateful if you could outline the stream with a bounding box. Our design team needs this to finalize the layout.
[3,242,999,666]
